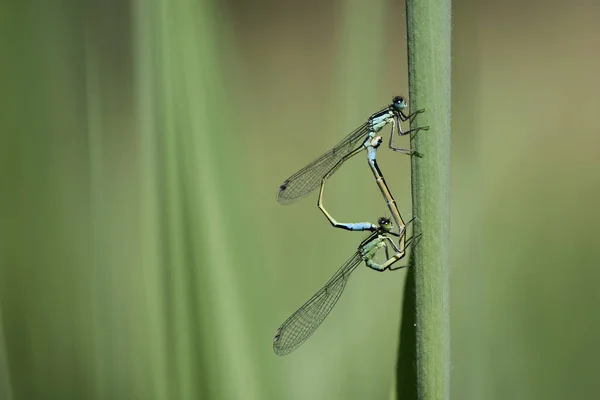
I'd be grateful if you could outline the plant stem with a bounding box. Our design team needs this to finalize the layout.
[398,0,452,398]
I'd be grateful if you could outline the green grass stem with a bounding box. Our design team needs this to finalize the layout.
[397,0,452,398]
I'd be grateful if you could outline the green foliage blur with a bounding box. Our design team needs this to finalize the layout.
[1,0,599,399]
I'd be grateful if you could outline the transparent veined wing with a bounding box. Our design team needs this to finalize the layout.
[276,123,370,205]
[273,251,363,355]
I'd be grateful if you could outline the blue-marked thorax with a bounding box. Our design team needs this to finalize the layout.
[368,110,394,134]
[360,236,385,259]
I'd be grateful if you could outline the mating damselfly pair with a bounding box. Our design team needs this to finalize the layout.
[273,96,427,355]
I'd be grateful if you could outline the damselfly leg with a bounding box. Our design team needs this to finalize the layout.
[389,108,429,155]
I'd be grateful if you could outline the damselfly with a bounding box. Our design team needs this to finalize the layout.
[272,218,417,356]
[277,96,425,205]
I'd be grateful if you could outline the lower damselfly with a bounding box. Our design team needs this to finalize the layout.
[276,96,426,205]
[272,218,417,356]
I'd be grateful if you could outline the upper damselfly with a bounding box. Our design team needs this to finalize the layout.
[276,96,425,205]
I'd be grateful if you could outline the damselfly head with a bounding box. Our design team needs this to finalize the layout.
[378,217,393,231]
[392,96,407,111]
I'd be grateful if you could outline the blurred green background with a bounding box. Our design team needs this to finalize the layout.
[1,0,600,399]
